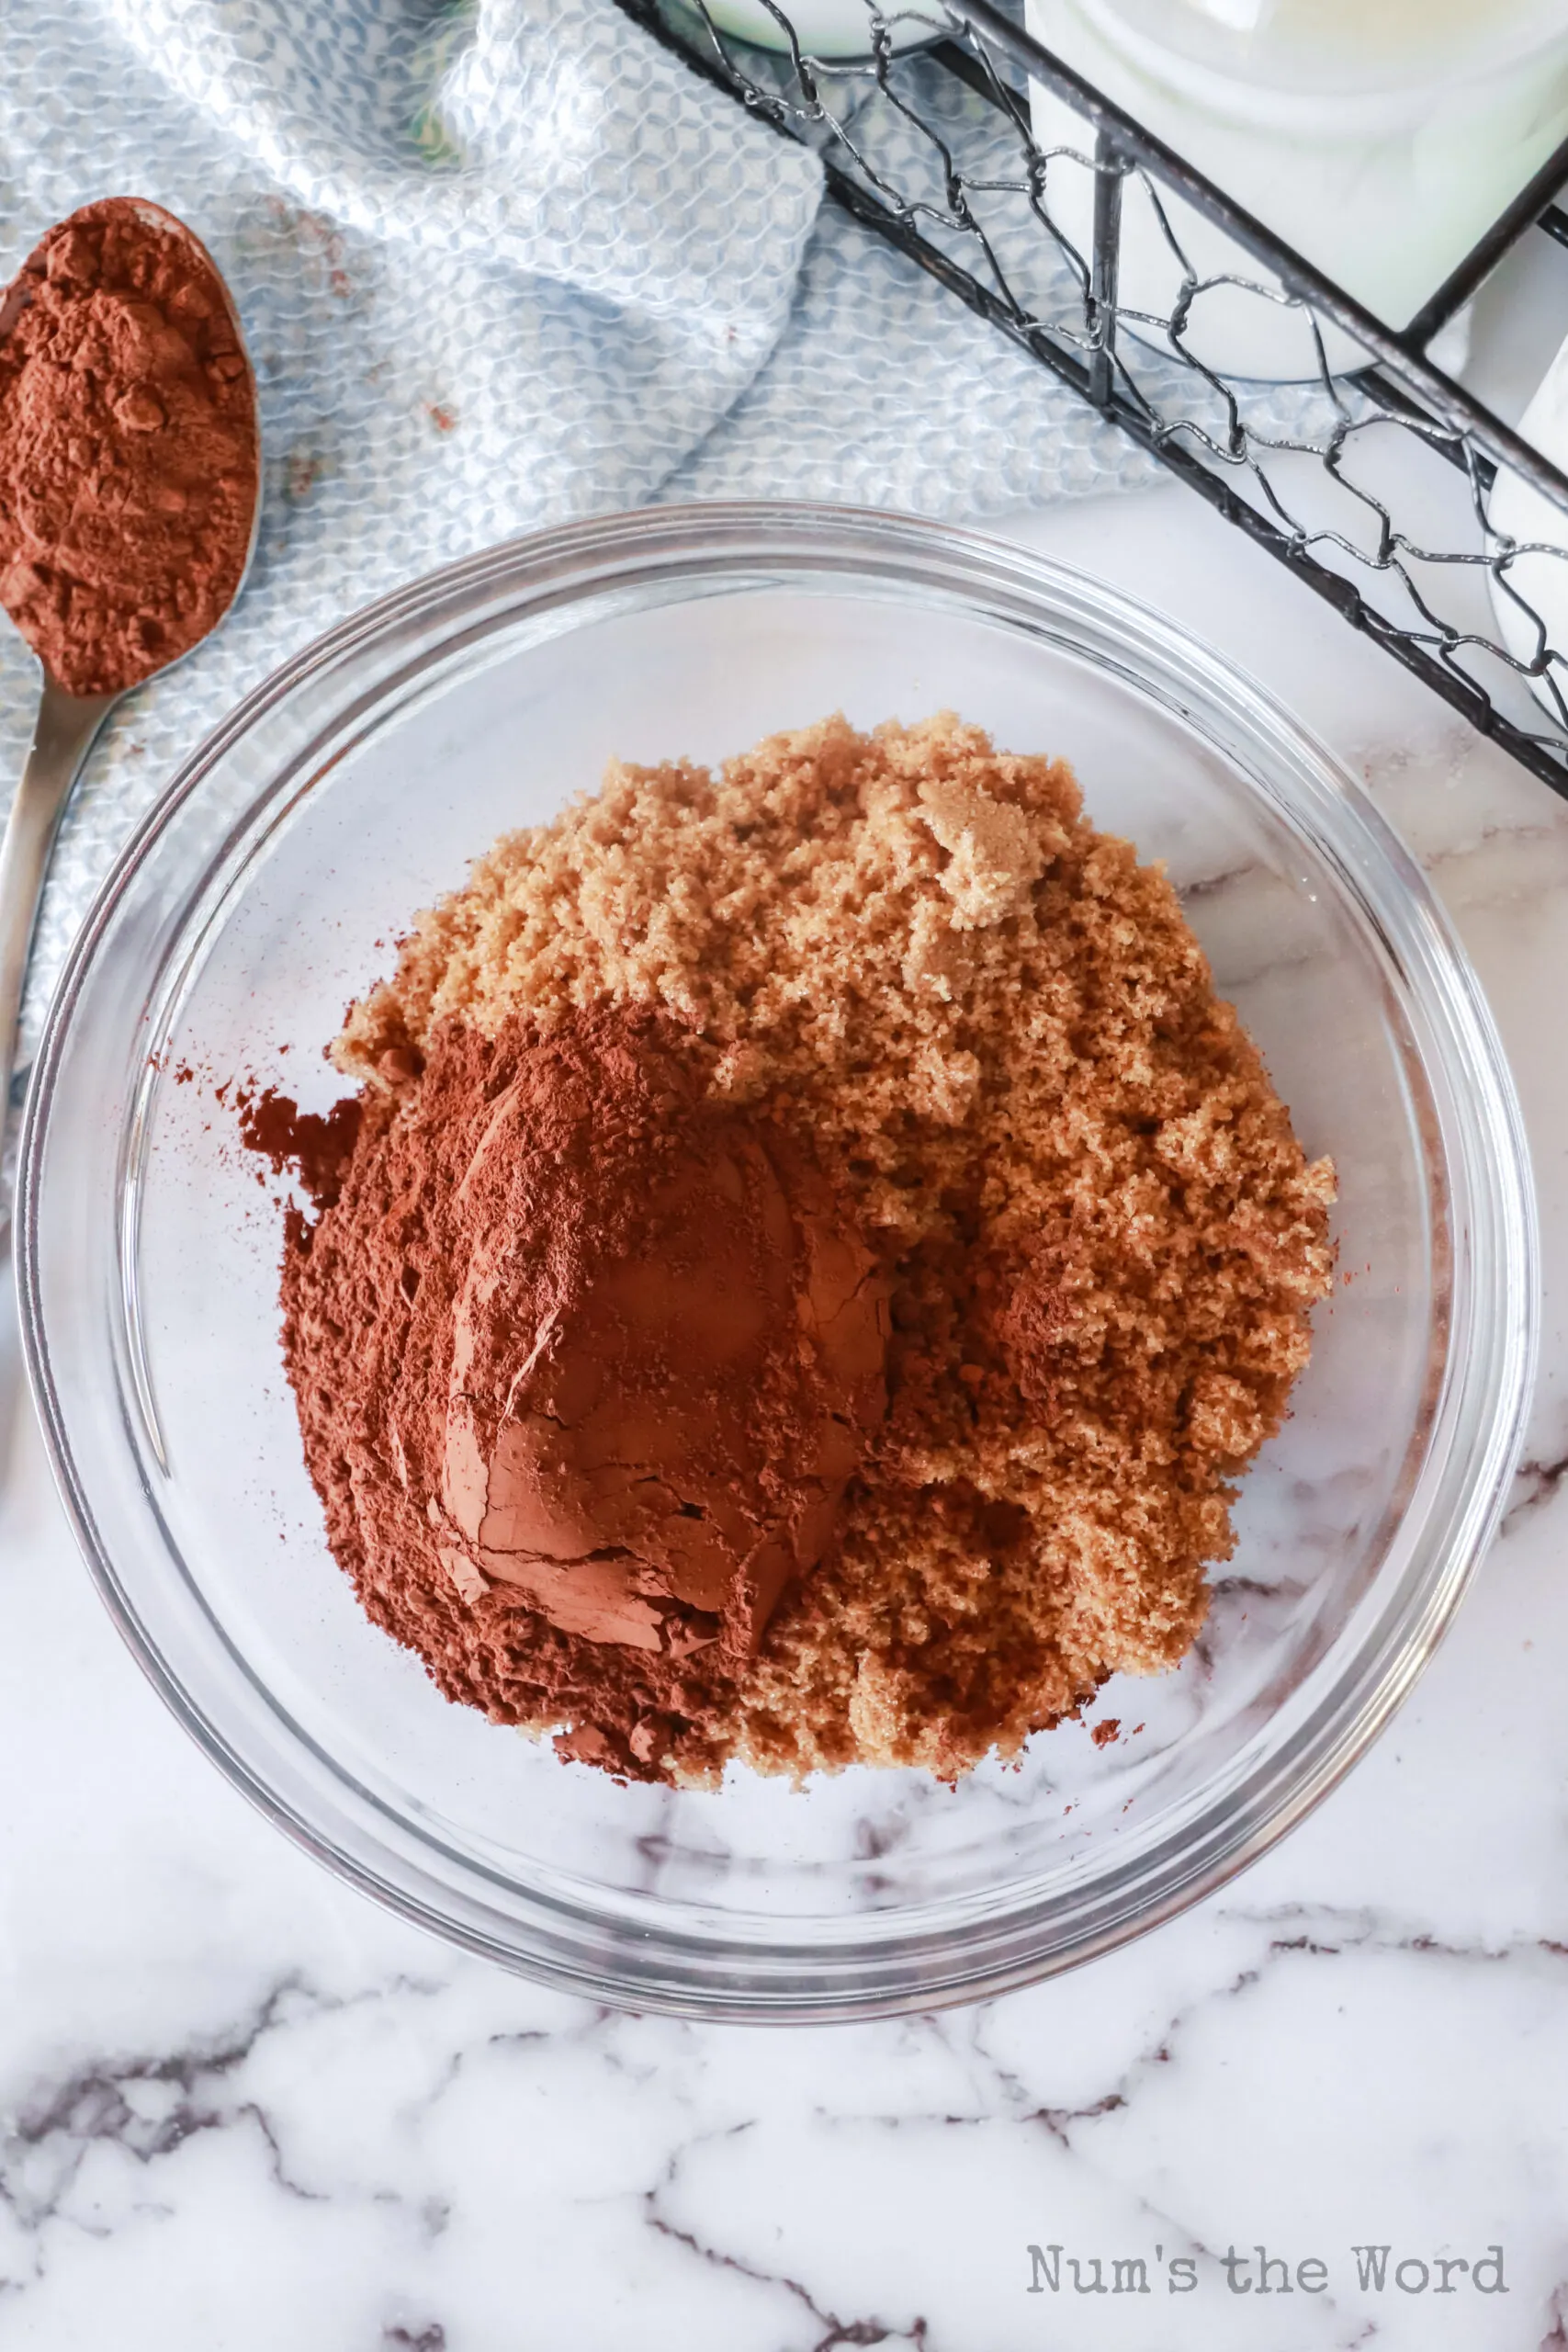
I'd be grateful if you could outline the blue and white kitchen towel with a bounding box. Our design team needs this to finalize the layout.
[0,0,1156,1090]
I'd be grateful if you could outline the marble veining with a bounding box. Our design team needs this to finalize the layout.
[6,483,1568,2348]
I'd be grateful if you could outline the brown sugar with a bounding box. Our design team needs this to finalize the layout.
[314,713,1335,1783]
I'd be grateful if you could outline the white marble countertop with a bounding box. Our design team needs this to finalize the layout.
[5,459,1568,2349]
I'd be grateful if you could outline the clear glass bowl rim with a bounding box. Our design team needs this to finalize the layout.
[17,500,1540,2022]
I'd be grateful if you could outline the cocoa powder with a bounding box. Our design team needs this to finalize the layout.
[234,1084,361,1212]
[273,1007,888,1779]
[0,198,258,696]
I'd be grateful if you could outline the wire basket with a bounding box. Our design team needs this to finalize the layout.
[615,0,1568,799]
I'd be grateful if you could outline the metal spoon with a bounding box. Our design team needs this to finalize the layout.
[0,199,261,1230]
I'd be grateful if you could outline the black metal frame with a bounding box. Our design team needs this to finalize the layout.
[615,0,1568,799]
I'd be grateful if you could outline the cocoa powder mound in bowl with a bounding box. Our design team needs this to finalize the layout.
[0,197,260,696]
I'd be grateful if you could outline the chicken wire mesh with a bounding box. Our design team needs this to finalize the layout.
[616,0,1568,798]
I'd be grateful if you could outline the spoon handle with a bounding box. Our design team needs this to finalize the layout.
[0,676,118,1141]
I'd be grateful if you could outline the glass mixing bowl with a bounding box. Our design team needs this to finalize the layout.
[17,503,1536,2021]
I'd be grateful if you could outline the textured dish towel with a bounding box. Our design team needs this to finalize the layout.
[1,0,1161,1120]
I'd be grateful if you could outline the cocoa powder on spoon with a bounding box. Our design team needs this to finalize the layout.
[0,198,259,697]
